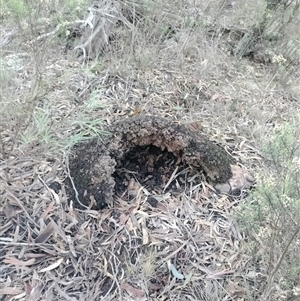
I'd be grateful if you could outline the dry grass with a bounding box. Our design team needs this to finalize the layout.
[1,0,300,300]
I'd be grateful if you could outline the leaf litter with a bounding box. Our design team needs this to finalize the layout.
[0,142,256,300]
[0,52,283,301]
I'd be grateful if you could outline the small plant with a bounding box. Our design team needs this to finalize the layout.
[17,91,108,155]
[235,117,300,300]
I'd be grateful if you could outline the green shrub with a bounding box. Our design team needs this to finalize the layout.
[235,117,300,299]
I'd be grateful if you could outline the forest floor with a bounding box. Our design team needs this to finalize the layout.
[1,1,300,300]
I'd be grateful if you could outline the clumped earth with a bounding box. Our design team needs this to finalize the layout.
[66,115,253,210]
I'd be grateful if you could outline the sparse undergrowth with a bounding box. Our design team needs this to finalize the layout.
[1,0,300,300]
[235,118,300,300]
[0,0,107,158]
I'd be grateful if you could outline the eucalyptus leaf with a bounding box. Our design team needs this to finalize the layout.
[170,263,184,280]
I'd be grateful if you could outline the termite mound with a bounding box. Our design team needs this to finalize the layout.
[65,115,253,209]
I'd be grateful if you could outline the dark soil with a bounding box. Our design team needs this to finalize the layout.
[113,144,203,198]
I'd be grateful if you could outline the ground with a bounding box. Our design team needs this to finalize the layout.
[0,1,300,301]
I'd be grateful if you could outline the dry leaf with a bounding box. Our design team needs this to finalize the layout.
[121,282,145,299]
[35,222,54,243]
[67,235,77,258]
[23,253,46,259]
[25,282,43,301]
[206,269,234,279]
[25,282,33,295]
[148,282,164,291]
[4,201,18,218]
[126,217,135,232]
[41,201,55,219]
[4,256,36,266]
[119,213,129,225]
[225,280,246,298]
[142,227,149,245]
[49,189,60,204]
[1,286,24,295]
[39,258,64,273]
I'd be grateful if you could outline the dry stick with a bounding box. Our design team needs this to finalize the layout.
[74,2,133,64]
[112,253,123,299]
[101,248,123,299]
[262,224,300,300]
[0,241,38,246]
[163,166,178,193]
[162,240,189,263]
[73,13,108,62]
[28,20,85,45]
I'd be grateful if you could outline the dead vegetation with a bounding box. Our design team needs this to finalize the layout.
[1,0,300,300]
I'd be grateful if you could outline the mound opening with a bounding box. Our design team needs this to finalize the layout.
[113,144,205,199]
